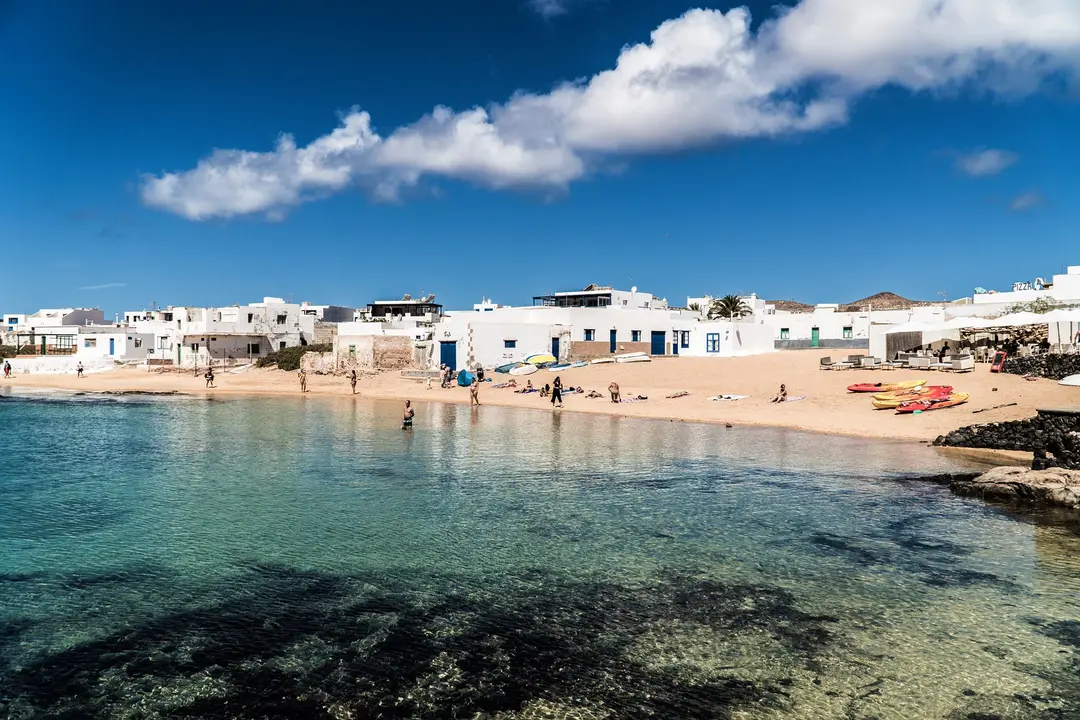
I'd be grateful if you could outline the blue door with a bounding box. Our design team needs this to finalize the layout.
[609,329,617,353]
[440,341,457,371]
[551,337,560,360]
[672,340,679,356]
[109,338,115,356]
[650,331,666,356]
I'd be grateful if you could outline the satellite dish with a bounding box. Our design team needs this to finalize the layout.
[631,286,637,293]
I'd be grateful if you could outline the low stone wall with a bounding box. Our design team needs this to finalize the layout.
[774,339,868,350]
[934,409,1080,470]
[1002,353,1080,380]
[570,341,653,360]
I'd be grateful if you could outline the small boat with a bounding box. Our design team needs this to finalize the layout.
[871,386,952,409]
[547,363,571,372]
[895,392,970,414]
[1059,375,1080,387]
[615,352,651,364]
[525,354,557,366]
[494,362,521,374]
[871,385,952,402]
[847,380,926,394]
[570,361,589,368]
[509,364,538,376]
[456,370,475,387]
[591,358,615,364]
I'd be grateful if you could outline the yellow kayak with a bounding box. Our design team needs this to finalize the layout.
[525,354,557,365]
[849,379,926,394]
[872,385,953,409]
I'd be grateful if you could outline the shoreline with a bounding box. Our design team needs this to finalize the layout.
[2,351,1074,445]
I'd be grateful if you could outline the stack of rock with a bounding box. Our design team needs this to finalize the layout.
[1002,353,1080,380]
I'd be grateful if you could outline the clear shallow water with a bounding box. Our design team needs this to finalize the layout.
[1,390,1080,719]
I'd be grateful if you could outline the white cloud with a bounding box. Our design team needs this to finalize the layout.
[78,282,128,291]
[1010,190,1045,211]
[527,0,568,19]
[956,148,1019,176]
[142,1,1080,220]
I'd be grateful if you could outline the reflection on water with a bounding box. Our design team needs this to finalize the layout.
[1,393,1079,718]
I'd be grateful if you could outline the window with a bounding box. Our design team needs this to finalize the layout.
[279,341,287,350]
[706,333,720,353]
[348,344,356,356]
[780,328,790,340]
[6,318,17,324]
[84,338,96,348]
[680,331,690,348]
[276,314,287,325]
[504,340,517,349]
[247,313,254,323]
[631,330,641,343]
[584,329,595,341]
[248,343,261,354]
[134,338,143,348]
[190,343,199,352]
[843,326,853,339]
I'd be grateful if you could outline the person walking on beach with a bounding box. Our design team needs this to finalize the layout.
[402,399,414,429]
[348,369,358,395]
[3,361,10,378]
[76,362,84,378]
[551,376,564,408]
[298,369,308,393]
[470,377,481,406]
[608,381,621,403]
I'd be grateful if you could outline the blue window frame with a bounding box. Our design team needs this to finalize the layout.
[631,330,641,342]
[706,333,720,353]
[680,331,690,348]
[504,340,517,348]
[584,329,595,341]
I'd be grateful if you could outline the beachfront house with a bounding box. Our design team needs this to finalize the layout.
[330,295,444,371]
[432,285,774,371]
[123,297,317,368]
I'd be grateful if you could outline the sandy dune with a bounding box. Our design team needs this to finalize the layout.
[5,350,1077,442]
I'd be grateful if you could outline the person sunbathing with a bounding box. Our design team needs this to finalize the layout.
[514,380,533,394]
[586,390,604,399]
[770,384,788,403]
[665,391,689,399]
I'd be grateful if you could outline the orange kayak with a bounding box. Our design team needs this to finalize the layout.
[895,393,970,414]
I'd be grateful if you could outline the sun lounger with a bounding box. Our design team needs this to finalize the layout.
[858,357,881,369]
[819,357,835,370]
[949,356,975,373]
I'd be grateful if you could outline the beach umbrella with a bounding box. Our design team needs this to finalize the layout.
[984,312,1047,328]
[939,316,994,330]
[884,321,937,334]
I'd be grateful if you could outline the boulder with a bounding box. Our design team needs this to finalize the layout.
[950,466,1080,509]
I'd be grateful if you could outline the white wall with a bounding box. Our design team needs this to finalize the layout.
[679,320,775,357]
[4,356,117,375]
[76,331,154,361]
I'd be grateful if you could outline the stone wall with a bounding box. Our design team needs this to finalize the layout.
[571,341,653,360]
[305,336,418,375]
[1001,353,1080,380]
[934,409,1080,470]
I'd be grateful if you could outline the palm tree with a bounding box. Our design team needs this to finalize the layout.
[707,295,751,320]
[688,302,702,313]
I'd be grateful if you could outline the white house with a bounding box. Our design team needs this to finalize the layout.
[971,264,1080,308]
[123,297,317,367]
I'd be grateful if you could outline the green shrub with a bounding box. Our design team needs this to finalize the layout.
[255,343,332,371]
[0,345,16,359]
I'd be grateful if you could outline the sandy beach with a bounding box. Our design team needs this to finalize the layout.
[5,350,1076,443]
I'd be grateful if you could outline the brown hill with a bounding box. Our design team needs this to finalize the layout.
[839,292,932,312]
[767,299,815,312]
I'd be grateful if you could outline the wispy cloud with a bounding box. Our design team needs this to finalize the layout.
[78,282,128,291]
[141,1,1080,221]
[1010,191,1045,212]
[527,0,568,18]
[955,148,1018,177]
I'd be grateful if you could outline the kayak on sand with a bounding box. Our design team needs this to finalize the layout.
[895,392,970,414]
[847,380,926,393]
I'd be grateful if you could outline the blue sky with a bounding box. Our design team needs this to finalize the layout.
[2,0,1080,315]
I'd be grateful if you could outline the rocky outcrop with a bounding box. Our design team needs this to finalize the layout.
[934,408,1080,470]
[1002,353,1080,380]
[950,466,1080,510]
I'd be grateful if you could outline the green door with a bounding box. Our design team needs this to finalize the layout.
[811,327,820,348]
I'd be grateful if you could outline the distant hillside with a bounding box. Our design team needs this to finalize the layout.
[767,292,931,313]
[839,292,932,312]
[767,299,815,312]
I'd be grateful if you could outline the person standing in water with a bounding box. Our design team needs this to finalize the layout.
[402,400,414,429]
[298,369,308,393]
[551,375,564,408]
[204,366,215,388]
[348,369,358,395]
[470,377,481,406]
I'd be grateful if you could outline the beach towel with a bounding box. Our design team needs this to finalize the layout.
[708,394,749,401]
[783,396,807,403]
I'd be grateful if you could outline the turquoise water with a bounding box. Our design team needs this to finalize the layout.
[1,389,1080,719]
